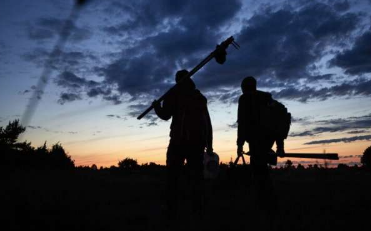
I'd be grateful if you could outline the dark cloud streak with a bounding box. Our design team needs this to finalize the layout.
[304,135,371,145]
[291,114,371,137]
[330,29,371,75]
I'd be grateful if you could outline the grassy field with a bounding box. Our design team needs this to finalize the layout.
[4,166,371,231]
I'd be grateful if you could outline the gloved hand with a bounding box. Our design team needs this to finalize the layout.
[152,100,161,110]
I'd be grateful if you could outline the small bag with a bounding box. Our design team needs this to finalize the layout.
[204,152,220,179]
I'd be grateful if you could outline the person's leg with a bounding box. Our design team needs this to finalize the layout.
[185,145,205,215]
[276,139,285,157]
[253,139,278,227]
[166,143,185,219]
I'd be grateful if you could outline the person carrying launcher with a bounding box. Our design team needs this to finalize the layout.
[152,69,213,219]
[236,76,290,181]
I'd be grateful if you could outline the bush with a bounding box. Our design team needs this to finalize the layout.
[361,145,371,170]
[118,158,138,170]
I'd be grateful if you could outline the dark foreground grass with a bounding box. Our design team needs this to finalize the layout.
[3,166,371,231]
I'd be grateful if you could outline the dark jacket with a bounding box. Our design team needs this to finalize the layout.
[237,90,273,146]
[155,87,213,147]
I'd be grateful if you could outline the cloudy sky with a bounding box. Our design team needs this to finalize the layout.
[1,0,370,166]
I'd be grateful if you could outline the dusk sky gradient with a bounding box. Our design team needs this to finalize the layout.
[1,0,370,167]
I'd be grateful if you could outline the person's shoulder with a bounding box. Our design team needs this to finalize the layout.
[256,90,272,100]
[238,94,245,103]
[195,89,207,102]
[256,90,272,97]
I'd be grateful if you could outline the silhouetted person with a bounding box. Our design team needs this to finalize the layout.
[236,76,281,224]
[237,76,285,163]
[152,69,213,220]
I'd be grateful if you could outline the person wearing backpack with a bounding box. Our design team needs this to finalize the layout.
[152,69,213,220]
[236,76,290,224]
[236,76,287,166]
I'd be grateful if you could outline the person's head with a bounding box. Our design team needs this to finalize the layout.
[241,76,257,93]
[175,69,195,91]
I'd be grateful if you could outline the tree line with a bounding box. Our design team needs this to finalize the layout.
[0,120,74,170]
[1,119,370,171]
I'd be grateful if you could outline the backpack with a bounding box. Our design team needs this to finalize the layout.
[259,99,291,141]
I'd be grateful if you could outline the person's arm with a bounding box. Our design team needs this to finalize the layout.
[237,95,245,155]
[205,104,213,155]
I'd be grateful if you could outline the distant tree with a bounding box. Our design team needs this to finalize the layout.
[361,145,371,170]
[0,120,75,170]
[50,143,75,169]
[337,163,349,170]
[324,160,329,169]
[36,142,49,156]
[14,141,34,153]
[285,159,293,169]
[91,164,98,170]
[297,163,305,170]
[0,120,26,149]
[118,158,138,170]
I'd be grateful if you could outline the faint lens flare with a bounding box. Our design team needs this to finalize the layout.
[21,0,87,129]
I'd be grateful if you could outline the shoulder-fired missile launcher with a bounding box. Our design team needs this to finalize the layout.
[234,150,339,166]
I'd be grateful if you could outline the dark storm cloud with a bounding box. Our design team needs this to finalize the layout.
[97,0,242,98]
[27,17,92,42]
[205,89,241,104]
[332,0,350,12]
[304,135,371,145]
[58,92,81,104]
[96,51,174,98]
[56,71,99,89]
[292,114,371,137]
[102,95,122,105]
[304,74,334,83]
[272,78,371,102]
[86,87,111,97]
[21,0,368,108]
[103,0,241,37]
[55,71,120,104]
[330,29,371,75]
[195,1,361,91]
